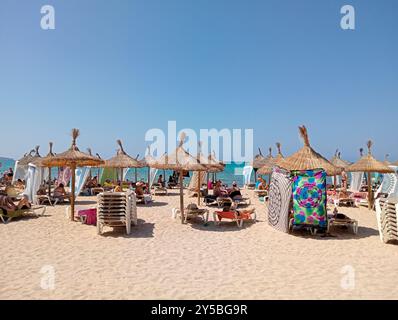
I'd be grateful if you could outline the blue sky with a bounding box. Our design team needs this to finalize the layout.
[0,0,397,162]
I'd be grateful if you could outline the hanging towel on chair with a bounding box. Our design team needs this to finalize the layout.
[268,167,293,233]
[292,169,327,229]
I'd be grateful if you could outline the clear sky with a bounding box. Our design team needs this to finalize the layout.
[0,0,397,162]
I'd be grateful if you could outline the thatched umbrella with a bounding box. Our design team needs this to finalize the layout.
[103,140,141,187]
[194,143,225,205]
[41,129,104,221]
[383,154,391,166]
[279,126,341,176]
[251,147,272,182]
[330,149,351,190]
[18,146,41,166]
[346,141,394,209]
[17,151,33,166]
[258,143,285,181]
[146,133,207,223]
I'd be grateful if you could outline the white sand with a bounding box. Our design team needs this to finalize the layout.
[1,190,398,300]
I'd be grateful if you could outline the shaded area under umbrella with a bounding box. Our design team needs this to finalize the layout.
[346,140,394,209]
[41,129,104,221]
[146,133,207,223]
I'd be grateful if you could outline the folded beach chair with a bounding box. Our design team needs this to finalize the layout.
[97,191,137,235]
[171,203,209,224]
[375,196,398,244]
[289,169,328,234]
[213,207,256,228]
[0,205,46,224]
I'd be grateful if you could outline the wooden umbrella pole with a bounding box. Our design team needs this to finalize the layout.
[368,172,372,210]
[334,175,337,192]
[48,167,52,197]
[147,167,150,187]
[70,165,76,221]
[135,168,138,183]
[120,168,123,187]
[197,171,201,206]
[180,170,184,224]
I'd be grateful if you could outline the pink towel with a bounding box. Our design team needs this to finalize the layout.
[78,208,97,225]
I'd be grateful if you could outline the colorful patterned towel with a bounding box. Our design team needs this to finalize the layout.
[292,169,327,228]
[268,167,293,233]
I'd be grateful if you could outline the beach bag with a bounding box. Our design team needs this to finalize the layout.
[292,169,327,229]
[267,167,293,233]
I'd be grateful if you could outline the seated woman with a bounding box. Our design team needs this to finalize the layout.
[228,182,242,200]
[257,177,268,190]
[155,174,165,188]
[53,183,71,203]
[135,181,145,198]
[0,195,31,215]
[14,179,25,189]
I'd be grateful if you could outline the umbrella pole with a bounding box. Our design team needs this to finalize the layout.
[135,168,138,183]
[368,173,373,210]
[120,168,123,187]
[180,170,184,223]
[197,171,201,206]
[70,165,76,221]
[334,175,337,192]
[147,167,150,187]
[48,167,52,197]
[254,170,257,183]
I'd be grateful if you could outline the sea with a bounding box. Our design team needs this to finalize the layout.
[1,157,384,187]
[0,157,255,187]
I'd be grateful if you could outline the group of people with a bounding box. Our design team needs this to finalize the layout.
[204,180,243,203]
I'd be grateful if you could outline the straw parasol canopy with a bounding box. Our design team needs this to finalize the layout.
[103,140,142,186]
[103,140,141,169]
[383,154,391,166]
[346,141,394,209]
[206,151,225,173]
[346,142,394,174]
[258,142,285,175]
[279,126,341,176]
[17,150,34,166]
[251,148,270,169]
[41,129,104,221]
[146,133,207,223]
[18,146,41,166]
[330,150,350,169]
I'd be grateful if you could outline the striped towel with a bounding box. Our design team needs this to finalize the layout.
[268,167,293,233]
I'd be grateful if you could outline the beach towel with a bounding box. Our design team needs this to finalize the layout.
[57,167,72,186]
[268,167,293,233]
[74,167,91,197]
[243,166,253,186]
[292,169,327,228]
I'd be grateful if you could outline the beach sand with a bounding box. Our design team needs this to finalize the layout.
[1,189,397,300]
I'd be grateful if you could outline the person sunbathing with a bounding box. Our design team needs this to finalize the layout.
[0,195,31,215]
[257,177,268,190]
[53,183,71,203]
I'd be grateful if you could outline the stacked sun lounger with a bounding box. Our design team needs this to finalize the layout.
[97,191,137,235]
[376,197,398,244]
